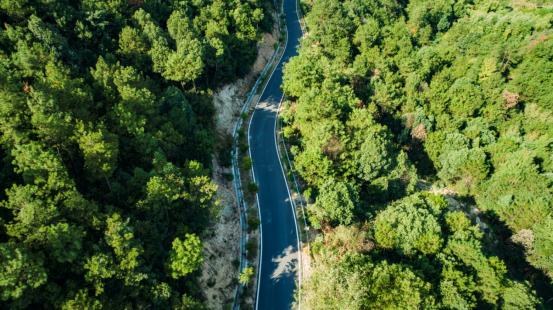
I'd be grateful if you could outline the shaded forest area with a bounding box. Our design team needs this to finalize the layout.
[0,0,273,308]
[283,0,553,308]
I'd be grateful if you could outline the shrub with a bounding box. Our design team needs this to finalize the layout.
[248,216,260,231]
[242,157,253,170]
[247,182,259,194]
[246,238,257,260]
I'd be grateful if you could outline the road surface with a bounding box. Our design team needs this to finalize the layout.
[248,0,303,309]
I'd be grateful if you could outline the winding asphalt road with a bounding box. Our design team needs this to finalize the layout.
[248,0,303,309]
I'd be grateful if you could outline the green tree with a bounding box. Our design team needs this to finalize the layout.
[84,253,116,296]
[510,38,553,110]
[61,290,102,310]
[374,193,444,255]
[104,213,148,287]
[163,40,204,84]
[40,222,84,263]
[365,261,436,309]
[168,234,203,279]
[477,150,552,231]
[163,10,204,84]
[77,123,119,181]
[0,243,47,301]
[0,0,31,18]
[301,253,436,310]
[309,179,358,228]
[2,185,58,240]
[345,109,394,183]
[118,26,149,69]
[529,217,553,279]
[438,147,489,194]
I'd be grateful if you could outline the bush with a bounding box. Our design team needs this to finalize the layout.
[242,157,252,170]
[248,216,260,231]
[239,141,249,154]
[246,238,257,260]
[207,278,216,287]
[247,182,259,194]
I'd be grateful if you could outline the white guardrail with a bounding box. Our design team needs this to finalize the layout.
[231,3,285,309]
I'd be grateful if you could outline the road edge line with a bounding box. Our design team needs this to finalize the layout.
[273,94,303,310]
[248,1,290,309]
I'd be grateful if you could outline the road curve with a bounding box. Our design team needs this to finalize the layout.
[248,0,303,309]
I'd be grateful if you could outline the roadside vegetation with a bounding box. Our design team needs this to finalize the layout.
[0,0,274,308]
[283,0,553,308]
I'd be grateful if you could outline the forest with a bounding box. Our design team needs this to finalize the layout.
[0,0,272,308]
[282,0,553,308]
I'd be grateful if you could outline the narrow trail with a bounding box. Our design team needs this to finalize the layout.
[248,0,303,308]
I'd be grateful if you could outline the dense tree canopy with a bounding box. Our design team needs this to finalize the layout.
[284,0,553,307]
[0,0,273,308]
[303,194,540,309]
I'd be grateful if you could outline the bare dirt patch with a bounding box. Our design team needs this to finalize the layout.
[300,242,312,285]
[199,159,240,309]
